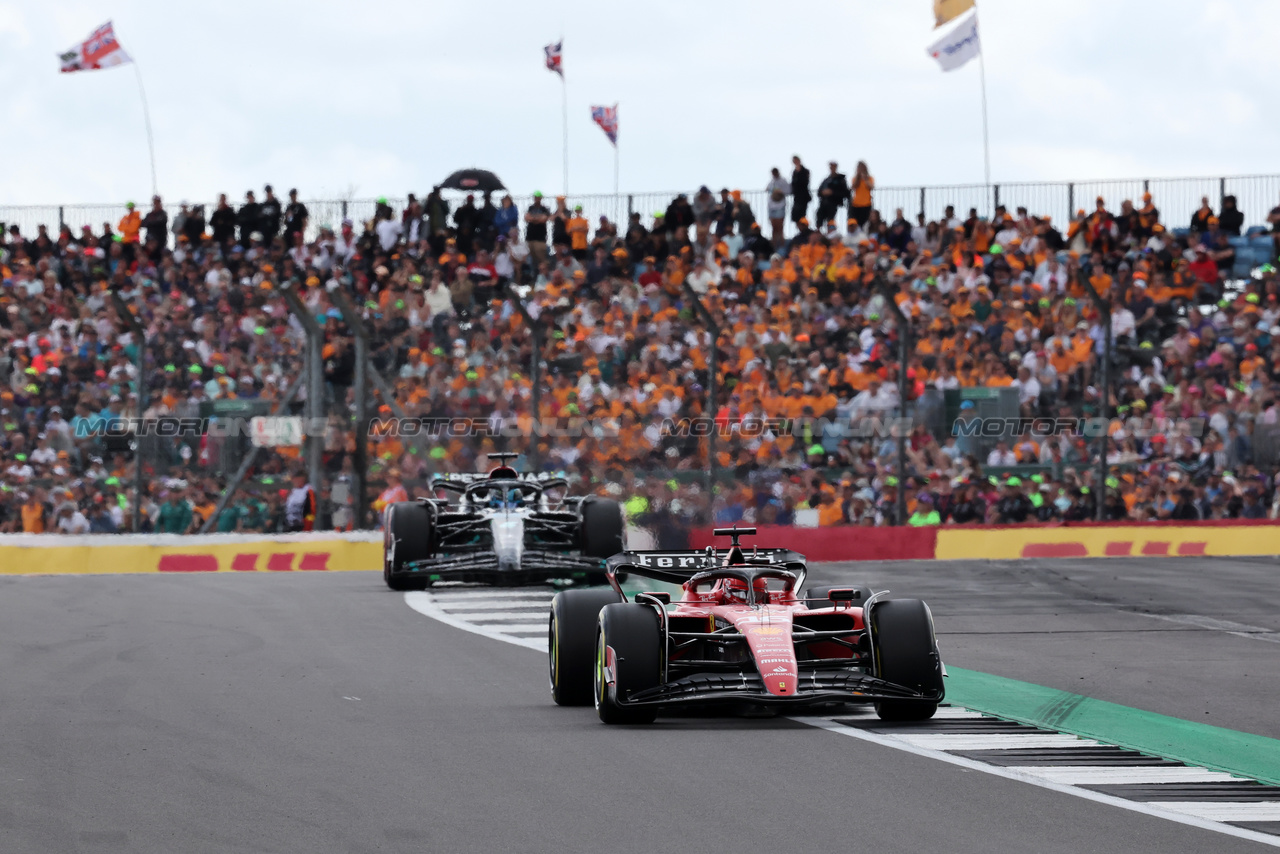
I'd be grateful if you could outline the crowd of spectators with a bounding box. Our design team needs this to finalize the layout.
[4,158,1280,534]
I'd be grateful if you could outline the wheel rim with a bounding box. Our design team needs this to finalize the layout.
[548,614,558,690]
[594,630,605,709]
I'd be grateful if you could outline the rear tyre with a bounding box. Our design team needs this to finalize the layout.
[549,588,622,706]
[581,498,624,558]
[384,502,434,591]
[870,599,944,721]
[804,585,875,609]
[595,603,661,724]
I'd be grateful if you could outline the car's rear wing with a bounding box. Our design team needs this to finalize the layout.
[606,547,808,592]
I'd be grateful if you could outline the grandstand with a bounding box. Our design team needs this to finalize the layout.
[2,168,1279,534]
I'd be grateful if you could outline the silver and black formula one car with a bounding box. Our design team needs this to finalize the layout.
[548,527,944,724]
[383,453,624,590]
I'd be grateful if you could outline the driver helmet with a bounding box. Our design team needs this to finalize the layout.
[488,487,520,509]
[720,577,770,605]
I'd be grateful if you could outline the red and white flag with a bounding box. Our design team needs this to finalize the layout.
[590,104,618,146]
[544,41,563,78]
[59,21,132,73]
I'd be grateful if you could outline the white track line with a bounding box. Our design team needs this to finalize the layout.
[452,611,553,622]
[1157,803,1280,822]
[404,591,545,652]
[1020,766,1241,785]
[894,733,1103,751]
[469,623,546,634]
[431,600,553,612]
[795,717,1280,849]
[428,590,558,601]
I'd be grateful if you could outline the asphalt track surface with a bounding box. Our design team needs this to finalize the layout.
[0,556,1276,853]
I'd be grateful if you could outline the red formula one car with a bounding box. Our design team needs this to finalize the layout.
[548,527,944,724]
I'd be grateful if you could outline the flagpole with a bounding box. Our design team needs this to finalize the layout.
[976,17,990,193]
[613,103,619,198]
[132,61,158,198]
[561,76,568,197]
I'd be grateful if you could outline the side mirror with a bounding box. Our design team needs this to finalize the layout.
[828,588,860,603]
[640,591,671,605]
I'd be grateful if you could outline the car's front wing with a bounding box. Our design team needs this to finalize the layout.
[617,670,942,708]
[395,549,606,586]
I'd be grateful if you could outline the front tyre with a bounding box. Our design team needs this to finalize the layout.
[595,604,661,724]
[549,588,623,706]
[384,502,434,591]
[580,498,624,558]
[870,599,944,721]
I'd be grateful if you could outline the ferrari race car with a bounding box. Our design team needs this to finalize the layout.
[383,453,624,590]
[548,527,944,724]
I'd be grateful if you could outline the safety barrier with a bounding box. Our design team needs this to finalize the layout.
[0,532,381,576]
[689,525,938,562]
[690,520,1280,562]
[0,526,658,576]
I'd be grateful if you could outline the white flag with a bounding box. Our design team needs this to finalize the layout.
[927,13,980,72]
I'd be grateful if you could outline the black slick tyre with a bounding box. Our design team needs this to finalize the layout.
[870,598,943,721]
[580,498,624,558]
[594,603,661,724]
[384,502,433,591]
[549,588,622,706]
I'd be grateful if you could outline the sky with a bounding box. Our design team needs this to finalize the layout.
[1,0,1280,206]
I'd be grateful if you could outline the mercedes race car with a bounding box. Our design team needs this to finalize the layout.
[383,453,624,590]
[548,527,944,724]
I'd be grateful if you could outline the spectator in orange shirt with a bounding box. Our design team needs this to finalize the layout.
[567,205,590,260]
[849,161,874,226]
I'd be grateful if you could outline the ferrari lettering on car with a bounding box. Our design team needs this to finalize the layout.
[546,526,946,725]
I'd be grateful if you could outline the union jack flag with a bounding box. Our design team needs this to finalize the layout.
[591,104,618,146]
[544,41,563,78]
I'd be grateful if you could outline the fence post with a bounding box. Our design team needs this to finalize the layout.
[1142,179,1149,194]
[1219,177,1226,209]
[58,206,65,231]
[627,194,633,220]
[279,286,327,528]
[1067,183,1075,221]
[682,283,720,503]
[341,200,348,220]
[109,293,146,532]
[993,184,1000,214]
[919,187,926,221]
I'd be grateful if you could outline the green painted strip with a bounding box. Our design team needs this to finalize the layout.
[946,666,1280,786]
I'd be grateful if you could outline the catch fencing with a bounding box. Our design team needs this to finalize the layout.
[4,174,1279,246]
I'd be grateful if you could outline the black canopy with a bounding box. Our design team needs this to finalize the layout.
[440,169,506,193]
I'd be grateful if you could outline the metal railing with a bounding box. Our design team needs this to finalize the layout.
[3,174,1278,246]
